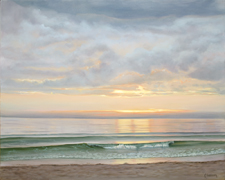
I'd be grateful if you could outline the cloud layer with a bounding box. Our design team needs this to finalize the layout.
[1,0,225,96]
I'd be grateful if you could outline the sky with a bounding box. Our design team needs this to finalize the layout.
[1,0,225,118]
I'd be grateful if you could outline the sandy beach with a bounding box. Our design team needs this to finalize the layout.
[1,160,224,180]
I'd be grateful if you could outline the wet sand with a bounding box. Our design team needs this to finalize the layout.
[0,160,225,180]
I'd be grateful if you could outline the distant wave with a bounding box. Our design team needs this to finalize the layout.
[2,134,225,148]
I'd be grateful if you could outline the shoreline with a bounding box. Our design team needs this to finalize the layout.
[1,154,225,166]
[0,160,224,180]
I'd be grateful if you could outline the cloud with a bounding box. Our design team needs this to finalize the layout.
[13,0,225,19]
[1,109,224,119]
[1,0,225,96]
[215,0,225,11]
[189,61,225,81]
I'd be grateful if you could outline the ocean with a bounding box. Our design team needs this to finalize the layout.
[1,118,225,164]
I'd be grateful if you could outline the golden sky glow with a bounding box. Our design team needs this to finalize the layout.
[115,109,189,113]
[1,92,225,118]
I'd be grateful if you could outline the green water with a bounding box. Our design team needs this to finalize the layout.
[1,118,225,162]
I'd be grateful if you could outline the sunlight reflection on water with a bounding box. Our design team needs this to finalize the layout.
[1,118,225,135]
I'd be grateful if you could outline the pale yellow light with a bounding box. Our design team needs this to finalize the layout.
[116,109,188,113]
[14,77,64,84]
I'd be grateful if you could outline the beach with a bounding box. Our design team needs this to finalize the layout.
[1,160,225,180]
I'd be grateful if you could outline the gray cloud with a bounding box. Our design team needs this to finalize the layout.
[189,61,225,81]
[1,0,225,95]
[1,110,224,119]
[12,0,225,19]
